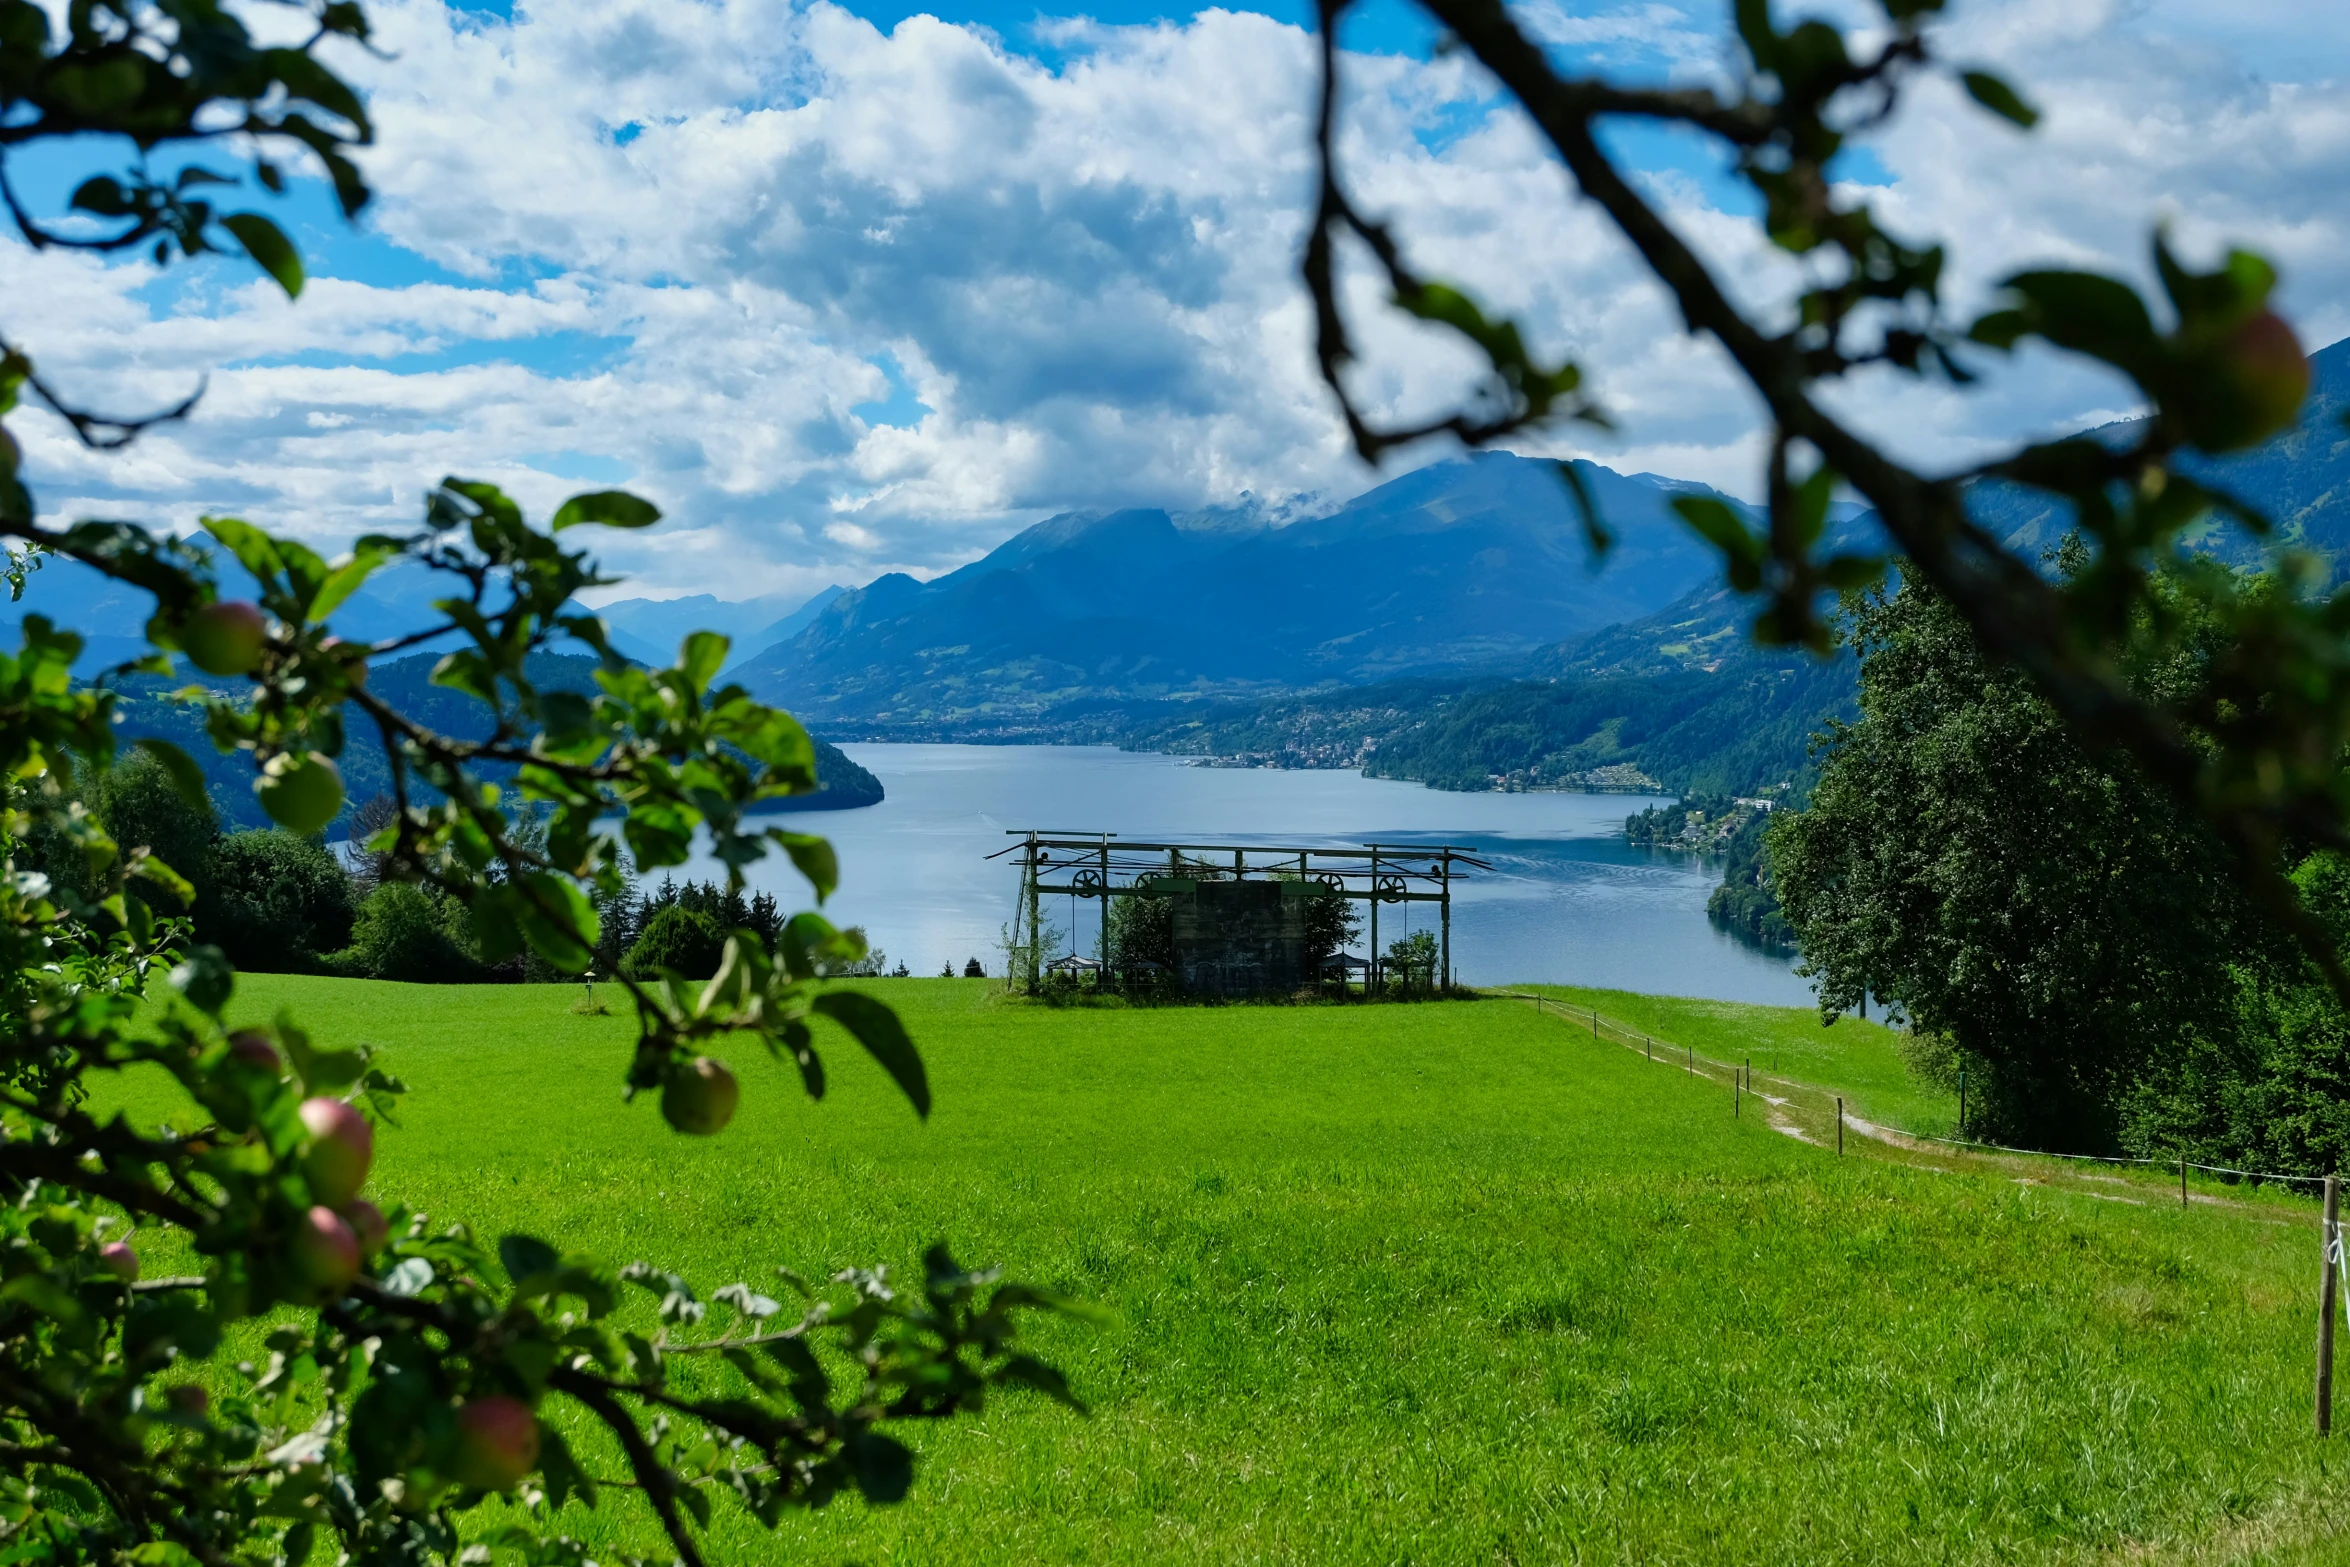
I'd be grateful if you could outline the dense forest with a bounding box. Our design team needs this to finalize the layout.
[1123,651,1850,799]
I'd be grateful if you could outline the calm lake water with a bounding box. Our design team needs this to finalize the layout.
[685,743,1813,1007]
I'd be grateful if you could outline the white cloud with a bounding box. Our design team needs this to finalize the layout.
[0,0,2341,601]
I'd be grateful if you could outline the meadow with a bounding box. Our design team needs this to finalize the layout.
[106,977,2350,1564]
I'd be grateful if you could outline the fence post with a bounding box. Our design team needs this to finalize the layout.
[2180,1155,2188,1208]
[1735,1071,1741,1119]
[1836,1097,1844,1156]
[2321,1174,2341,1438]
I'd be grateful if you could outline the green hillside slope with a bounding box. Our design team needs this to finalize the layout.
[96,978,2350,1565]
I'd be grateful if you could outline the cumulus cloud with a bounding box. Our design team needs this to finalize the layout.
[0,0,2340,601]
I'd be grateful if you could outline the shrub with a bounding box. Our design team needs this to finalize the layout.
[623,905,727,981]
[334,882,483,983]
[199,830,356,971]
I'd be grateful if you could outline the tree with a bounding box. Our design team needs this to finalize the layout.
[1705,814,1794,950]
[337,881,484,984]
[199,828,357,971]
[1302,886,1360,969]
[623,905,728,983]
[1385,930,1439,995]
[92,749,217,914]
[1308,0,2350,1002]
[0,7,1081,1563]
[1107,890,1174,975]
[1768,574,2255,1148]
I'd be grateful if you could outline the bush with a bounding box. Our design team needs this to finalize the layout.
[623,905,727,981]
[334,882,484,983]
[198,830,355,971]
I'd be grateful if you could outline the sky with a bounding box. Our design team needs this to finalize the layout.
[5,0,2346,606]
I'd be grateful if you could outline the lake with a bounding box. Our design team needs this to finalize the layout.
[686,743,1814,1007]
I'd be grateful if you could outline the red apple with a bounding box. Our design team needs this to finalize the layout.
[166,1384,209,1417]
[298,1097,373,1206]
[181,600,268,677]
[95,1240,139,1282]
[450,1395,541,1491]
[661,1056,739,1136]
[257,751,344,835]
[342,1198,390,1258]
[226,1029,280,1073]
[288,1205,359,1297]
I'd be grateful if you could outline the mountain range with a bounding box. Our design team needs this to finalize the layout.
[723,455,1765,734]
[7,335,2343,810]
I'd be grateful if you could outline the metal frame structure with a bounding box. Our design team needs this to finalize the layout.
[989,831,1489,995]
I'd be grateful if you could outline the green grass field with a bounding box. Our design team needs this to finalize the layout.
[102,977,2350,1564]
[1515,983,1960,1135]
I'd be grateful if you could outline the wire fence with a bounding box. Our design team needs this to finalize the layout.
[1497,990,2332,1201]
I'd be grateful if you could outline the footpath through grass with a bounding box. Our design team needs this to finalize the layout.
[1517,981,1959,1135]
[106,977,2348,1564]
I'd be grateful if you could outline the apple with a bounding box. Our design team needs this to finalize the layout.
[298,1097,373,1206]
[450,1395,541,1491]
[288,1205,359,1297]
[258,751,344,835]
[165,1384,209,1417]
[226,1029,280,1073]
[661,1055,739,1136]
[95,1240,139,1282]
[2185,309,2312,453]
[342,1198,390,1258]
[181,600,268,677]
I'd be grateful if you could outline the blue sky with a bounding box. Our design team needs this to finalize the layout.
[6,0,2345,606]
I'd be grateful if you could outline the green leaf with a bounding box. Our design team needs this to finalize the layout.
[1960,70,2039,129]
[1555,461,1613,557]
[1985,270,2156,372]
[1818,554,1887,591]
[510,873,599,974]
[131,737,210,811]
[845,1430,914,1504]
[69,176,132,217]
[1,1273,85,1328]
[550,490,661,530]
[1672,496,1763,566]
[169,944,235,1017]
[499,1234,560,1286]
[309,543,393,622]
[200,515,286,587]
[770,830,839,903]
[678,630,729,693]
[993,1352,1088,1412]
[812,991,929,1119]
[222,214,305,299]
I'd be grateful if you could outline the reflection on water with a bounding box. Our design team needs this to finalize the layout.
[682,743,1814,1007]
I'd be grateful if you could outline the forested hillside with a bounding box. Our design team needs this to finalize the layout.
[110,652,884,833]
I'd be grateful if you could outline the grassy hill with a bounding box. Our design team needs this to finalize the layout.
[102,978,2342,1564]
